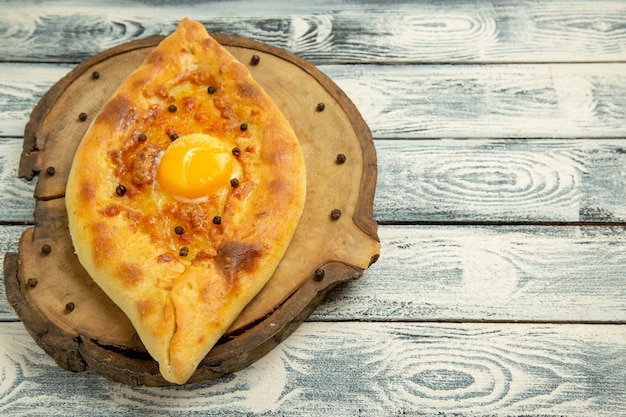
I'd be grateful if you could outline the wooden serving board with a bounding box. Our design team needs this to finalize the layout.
[2,34,380,386]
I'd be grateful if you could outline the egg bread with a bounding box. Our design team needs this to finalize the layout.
[65,18,306,384]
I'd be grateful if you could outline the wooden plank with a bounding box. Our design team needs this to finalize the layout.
[324,63,626,139]
[3,224,626,323]
[6,137,626,224]
[1,0,625,64]
[0,139,35,223]
[313,225,626,323]
[374,139,626,223]
[0,63,71,138]
[0,321,624,415]
[2,62,625,139]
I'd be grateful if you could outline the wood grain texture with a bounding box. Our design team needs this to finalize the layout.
[324,63,626,139]
[7,138,626,224]
[0,63,72,138]
[0,321,624,416]
[375,139,626,223]
[0,0,625,412]
[313,225,626,323]
[1,0,625,64]
[0,140,35,223]
[3,224,626,323]
[3,62,625,139]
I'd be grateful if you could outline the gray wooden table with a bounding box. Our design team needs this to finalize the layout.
[1,1,625,415]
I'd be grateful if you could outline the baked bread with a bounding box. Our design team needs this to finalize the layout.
[65,18,306,384]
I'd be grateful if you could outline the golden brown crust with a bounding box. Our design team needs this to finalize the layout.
[65,18,306,384]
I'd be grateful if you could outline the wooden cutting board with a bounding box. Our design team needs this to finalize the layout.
[2,34,380,386]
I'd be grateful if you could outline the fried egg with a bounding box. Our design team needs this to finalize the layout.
[156,133,238,201]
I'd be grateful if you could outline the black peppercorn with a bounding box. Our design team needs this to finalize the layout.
[207,86,216,94]
[179,247,189,257]
[79,112,88,121]
[168,104,177,113]
[138,133,147,141]
[115,184,127,196]
[316,102,325,112]
[230,178,239,188]
[92,71,100,80]
[240,123,248,131]
[46,166,56,176]
[250,54,260,65]
[27,278,38,288]
[175,226,185,235]
[212,216,222,225]
[170,133,179,141]
[314,268,325,281]
[232,147,241,157]
[330,208,342,220]
[41,244,52,255]
[336,153,347,164]
[65,302,75,313]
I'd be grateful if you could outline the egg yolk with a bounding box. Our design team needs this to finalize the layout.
[156,133,234,199]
